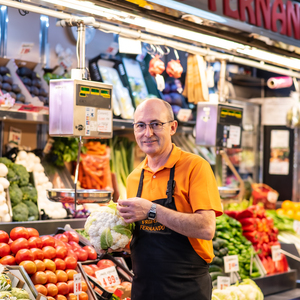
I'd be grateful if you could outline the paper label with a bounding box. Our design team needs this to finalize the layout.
[43,138,55,154]
[20,43,34,55]
[224,255,239,273]
[95,266,120,288]
[97,109,112,133]
[155,74,165,91]
[267,191,278,203]
[271,245,281,261]
[119,37,142,55]
[217,276,231,290]
[177,109,192,122]
[8,127,22,145]
[73,273,82,295]
[294,220,300,235]
[229,125,241,146]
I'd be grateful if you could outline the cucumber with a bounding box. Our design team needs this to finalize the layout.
[211,256,223,266]
[209,264,223,273]
[210,272,225,281]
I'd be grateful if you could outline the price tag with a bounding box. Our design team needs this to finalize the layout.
[119,37,142,55]
[95,266,120,288]
[19,43,34,55]
[267,191,278,203]
[8,127,22,145]
[177,109,192,122]
[271,245,281,261]
[224,255,239,273]
[217,276,231,290]
[0,264,5,274]
[155,74,165,91]
[293,220,300,235]
[73,273,82,295]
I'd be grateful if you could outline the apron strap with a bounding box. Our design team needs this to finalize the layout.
[136,169,145,197]
[166,165,176,204]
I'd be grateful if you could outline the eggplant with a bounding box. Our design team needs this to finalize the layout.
[1,90,7,94]
[39,88,48,97]
[2,83,12,92]
[0,74,3,82]
[17,67,32,78]
[0,66,9,75]
[30,86,39,96]
[38,95,46,103]
[22,77,32,86]
[16,93,25,103]
[9,91,16,99]
[24,84,31,92]
[2,75,13,84]
[0,82,2,90]
[32,78,41,88]
[12,84,21,93]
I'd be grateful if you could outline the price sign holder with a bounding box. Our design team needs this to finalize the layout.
[73,273,82,295]
[271,245,281,262]
[95,266,120,288]
[224,255,239,273]
[217,276,230,290]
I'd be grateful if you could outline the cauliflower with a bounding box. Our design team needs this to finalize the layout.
[85,201,134,251]
[11,288,30,299]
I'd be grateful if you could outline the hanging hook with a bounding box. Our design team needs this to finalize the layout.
[145,43,156,57]
[174,49,179,60]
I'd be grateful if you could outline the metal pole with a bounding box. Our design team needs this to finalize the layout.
[77,22,86,79]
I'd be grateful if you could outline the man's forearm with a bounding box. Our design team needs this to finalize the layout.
[156,204,216,240]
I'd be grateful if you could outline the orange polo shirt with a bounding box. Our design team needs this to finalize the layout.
[126,144,223,263]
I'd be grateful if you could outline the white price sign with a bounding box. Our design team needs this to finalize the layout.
[217,276,231,290]
[73,273,82,295]
[271,245,281,262]
[177,109,192,122]
[95,266,120,288]
[294,220,300,235]
[224,255,239,273]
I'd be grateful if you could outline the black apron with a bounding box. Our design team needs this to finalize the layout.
[130,165,212,300]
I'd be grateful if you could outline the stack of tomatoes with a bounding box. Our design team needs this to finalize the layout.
[0,227,97,300]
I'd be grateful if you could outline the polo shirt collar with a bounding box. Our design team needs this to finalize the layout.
[142,144,181,172]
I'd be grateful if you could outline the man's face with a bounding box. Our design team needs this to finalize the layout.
[134,100,177,157]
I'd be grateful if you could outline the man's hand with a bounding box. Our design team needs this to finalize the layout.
[117,198,153,223]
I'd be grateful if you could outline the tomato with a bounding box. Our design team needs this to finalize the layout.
[55,295,67,300]
[54,258,66,270]
[48,297,56,300]
[46,283,58,297]
[44,259,56,272]
[64,256,77,270]
[55,270,68,282]
[0,230,9,243]
[10,227,29,241]
[97,259,115,269]
[31,248,44,260]
[15,249,34,264]
[54,234,68,243]
[67,280,74,293]
[0,255,15,265]
[64,232,79,244]
[27,228,39,238]
[82,246,97,260]
[20,260,37,274]
[79,291,88,300]
[67,293,77,300]
[28,237,43,249]
[10,238,29,254]
[54,240,68,249]
[56,282,69,295]
[31,271,47,285]
[74,249,88,262]
[89,264,99,272]
[55,246,67,259]
[65,269,77,280]
[43,246,56,260]
[81,281,88,292]
[41,236,56,248]
[45,270,57,284]
[82,265,94,276]
[67,250,78,260]
[68,241,81,250]
[34,260,46,272]
[0,243,10,257]
[35,284,48,296]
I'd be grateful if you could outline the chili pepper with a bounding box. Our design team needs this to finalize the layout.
[243,231,261,244]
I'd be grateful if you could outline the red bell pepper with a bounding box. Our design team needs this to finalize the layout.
[266,217,274,228]
[243,231,261,244]
[236,206,258,220]
[239,218,257,227]
[224,210,238,219]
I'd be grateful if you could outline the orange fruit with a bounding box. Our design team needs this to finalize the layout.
[294,203,300,210]
[276,208,285,216]
[285,209,294,219]
[282,200,293,210]
[294,211,300,221]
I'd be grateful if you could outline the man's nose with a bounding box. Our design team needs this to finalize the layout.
[144,124,154,137]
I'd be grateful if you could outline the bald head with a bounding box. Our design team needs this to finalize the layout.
[134,98,174,122]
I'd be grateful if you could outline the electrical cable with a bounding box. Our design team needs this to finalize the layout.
[13,0,29,16]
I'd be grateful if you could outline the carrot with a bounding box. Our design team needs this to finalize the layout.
[78,162,83,183]
[85,172,92,189]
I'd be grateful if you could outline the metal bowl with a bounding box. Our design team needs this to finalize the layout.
[47,189,112,204]
[218,186,240,200]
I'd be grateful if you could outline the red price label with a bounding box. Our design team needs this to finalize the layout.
[95,266,120,288]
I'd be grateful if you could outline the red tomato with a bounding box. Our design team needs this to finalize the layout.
[67,249,78,260]
[10,227,29,241]
[0,230,9,243]
[0,255,15,265]
[54,234,68,243]
[67,293,77,300]
[67,280,74,293]
[55,270,68,282]
[20,261,37,274]
[54,258,66,270]
[41,236,56,248]
[64,232,79,244]
[15,249,34,264]
[65,243,72,250]
[68,241,81,250]
[8,239,13,246]
[10,238,29,254]
[74,249,88,262]
[35,284,48,296]
[56,295,67,300]
[48,298,56,300]
[45,270,57,284]
[97,259,115,269]
[65,269,77,280]
[0,243,10,257]
[46,283,58,297]
[89,264,99,272]
[30,248,44,260]
[34,260,46,272]
[31,271,47,285]
[43,246,56,260]
[44,259,56,272]
[79,291,88,300]
[64,256,77,270]
[28,237,43,249]
[56,282,69,295]
[82,246,97,260]
[27,228,39,238]
[82,265,94,276]
[55,246,67,259]
[54,239,68,249]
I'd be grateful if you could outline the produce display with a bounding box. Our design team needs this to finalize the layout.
[276,200,300,220]
[14,151,67,220]
[0,275,30,300]
[212,279,264,300]
[225,205,289,275]
[211,214,261,285]
[84,201,134,251]
[0,162,11,222]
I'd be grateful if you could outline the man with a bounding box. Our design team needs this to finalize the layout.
[117,98,223,300]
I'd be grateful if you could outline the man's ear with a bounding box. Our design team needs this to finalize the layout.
[170,121,178,135]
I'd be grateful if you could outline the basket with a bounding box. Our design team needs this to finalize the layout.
[251,183,279,209]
